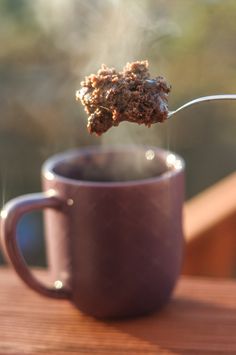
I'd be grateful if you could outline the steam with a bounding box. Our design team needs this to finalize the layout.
[31,0,179,146]
[32,0,179,74]
[33,1,169,69]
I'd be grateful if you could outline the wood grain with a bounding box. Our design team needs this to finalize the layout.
[1,268,236,354]
[184,172,236,242]
[183,172,236,277]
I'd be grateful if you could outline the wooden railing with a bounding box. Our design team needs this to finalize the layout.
[183,172,236,278]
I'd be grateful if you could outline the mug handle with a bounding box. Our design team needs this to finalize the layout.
[0,190,70,299]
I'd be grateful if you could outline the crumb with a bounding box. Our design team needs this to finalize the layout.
[76,60,171,135]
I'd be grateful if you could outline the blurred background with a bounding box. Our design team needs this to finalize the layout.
[0,0,236,265]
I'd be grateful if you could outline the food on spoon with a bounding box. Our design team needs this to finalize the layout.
[76,60,171,135]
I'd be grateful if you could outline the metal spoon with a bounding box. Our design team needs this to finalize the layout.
[168,94,236,119]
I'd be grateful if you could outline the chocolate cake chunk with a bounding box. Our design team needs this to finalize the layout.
[76,60,171,135]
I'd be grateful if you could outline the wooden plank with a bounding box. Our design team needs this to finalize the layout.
[183,172,236,277]
[184,172,236,242]
[1,268,236,354]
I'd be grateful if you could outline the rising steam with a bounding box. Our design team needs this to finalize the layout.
[31,0,179,145]
[32,0,179,74]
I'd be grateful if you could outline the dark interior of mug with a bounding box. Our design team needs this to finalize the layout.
[52,147,170,183]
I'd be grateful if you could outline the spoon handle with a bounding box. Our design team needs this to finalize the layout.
[168,94,236,118]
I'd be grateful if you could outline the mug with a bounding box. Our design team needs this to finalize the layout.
[0,145,185,318]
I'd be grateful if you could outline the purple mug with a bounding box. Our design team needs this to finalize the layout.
[1,145,185,318]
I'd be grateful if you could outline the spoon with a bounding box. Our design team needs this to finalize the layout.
[168,94,236,119]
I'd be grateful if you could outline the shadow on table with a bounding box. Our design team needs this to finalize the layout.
[105,296,236,353]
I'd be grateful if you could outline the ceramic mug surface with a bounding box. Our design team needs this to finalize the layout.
[1,145,185,318]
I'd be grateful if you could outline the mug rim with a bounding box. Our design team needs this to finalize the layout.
[42,145,185,187]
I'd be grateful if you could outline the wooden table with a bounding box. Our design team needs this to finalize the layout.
[1,268,236,354]
[2,173,236,354]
